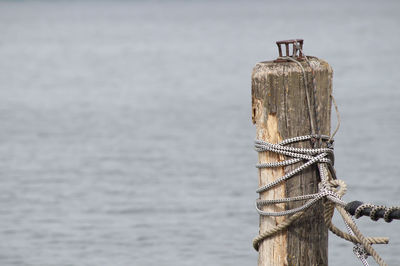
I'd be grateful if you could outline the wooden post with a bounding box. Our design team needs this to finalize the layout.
[251,54,333,265]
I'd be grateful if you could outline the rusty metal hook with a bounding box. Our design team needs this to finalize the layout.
[275,39,304,62]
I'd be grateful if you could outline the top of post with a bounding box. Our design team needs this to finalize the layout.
[274,39,304,62]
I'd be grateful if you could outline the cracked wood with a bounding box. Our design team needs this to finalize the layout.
[252,57,333,266]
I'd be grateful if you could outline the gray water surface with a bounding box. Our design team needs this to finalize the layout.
[0,1,400,265]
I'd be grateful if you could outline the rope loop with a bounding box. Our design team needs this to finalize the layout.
[370,206,387,221]
[253,135,389,266]
[384,206,400,223]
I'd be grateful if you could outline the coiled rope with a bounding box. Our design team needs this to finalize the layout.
[345,201,400,222]
[253,51,391,266]
[253,135,389,265]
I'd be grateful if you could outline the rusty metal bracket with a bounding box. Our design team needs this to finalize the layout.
[274,39,304,62]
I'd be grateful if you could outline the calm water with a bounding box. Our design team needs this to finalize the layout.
[0,1,400,265]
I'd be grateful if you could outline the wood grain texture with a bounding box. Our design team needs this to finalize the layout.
[252,57,332,266]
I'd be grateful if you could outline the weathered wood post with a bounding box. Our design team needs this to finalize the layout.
[251,40,333,265]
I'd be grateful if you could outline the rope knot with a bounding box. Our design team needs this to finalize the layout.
[253,134,388,265]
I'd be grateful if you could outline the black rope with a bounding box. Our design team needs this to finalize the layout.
[345,201,400,222]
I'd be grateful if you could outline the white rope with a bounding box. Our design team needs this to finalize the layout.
[254,136,388,265]
[254,136,342,217]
